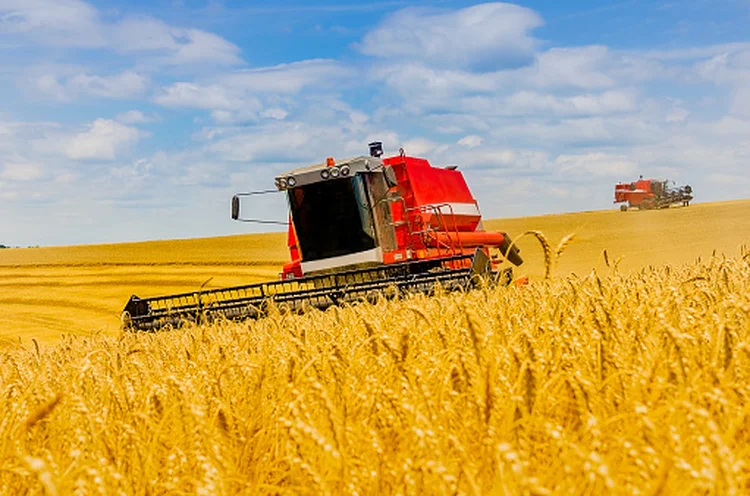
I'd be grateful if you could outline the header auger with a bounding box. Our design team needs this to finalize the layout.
[122,142,523,331]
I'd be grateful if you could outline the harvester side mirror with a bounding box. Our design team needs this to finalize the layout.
[383,167,398,188]
[231,195,240,220]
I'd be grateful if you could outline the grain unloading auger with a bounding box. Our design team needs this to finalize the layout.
[122,142,523,332]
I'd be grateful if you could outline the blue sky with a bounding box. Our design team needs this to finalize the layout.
[1,0,749,246]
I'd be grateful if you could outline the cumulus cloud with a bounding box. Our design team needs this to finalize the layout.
[0,162,43,181]
[730,87,750,118]
[112,17,242,66]
[64,119,141,160]
[555,152,638,177]
[154,82,254,110]
[0,0,105,47]
[458,135,483,148]
[68,71,148,98]
[526,46,615,89]
[153,60,351,123]
[503,90,637,116]
[35,71,149,100]
[1,0,243,67]
[666,107,690,123]
[367,48,635,117]
[115,110,159,124]
[695,49,750,85]
[359,3,542,71]
[261,108,288,120]
[4,1,750,245]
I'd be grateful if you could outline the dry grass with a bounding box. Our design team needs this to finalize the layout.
[1,249,749,494]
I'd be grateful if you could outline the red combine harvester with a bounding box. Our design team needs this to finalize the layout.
[123,142,523,331]
[614,177,693,211]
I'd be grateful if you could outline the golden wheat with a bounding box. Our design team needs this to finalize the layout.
[0,249,748,494]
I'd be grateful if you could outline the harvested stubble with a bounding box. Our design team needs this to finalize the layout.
[1,254,749,495]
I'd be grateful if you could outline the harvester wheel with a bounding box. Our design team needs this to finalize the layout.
[620,204,628,212]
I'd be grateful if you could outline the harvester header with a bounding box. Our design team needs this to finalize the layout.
[123,142,523,331]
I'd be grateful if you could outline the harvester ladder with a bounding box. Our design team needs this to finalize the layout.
[406,203,464,257]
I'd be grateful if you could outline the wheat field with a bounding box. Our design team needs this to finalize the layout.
[1,200,748,344]
[1,200,749,494]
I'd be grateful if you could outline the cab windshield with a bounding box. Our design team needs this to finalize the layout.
[288,176,376,262]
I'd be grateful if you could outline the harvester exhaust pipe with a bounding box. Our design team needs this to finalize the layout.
[368,141,383,158]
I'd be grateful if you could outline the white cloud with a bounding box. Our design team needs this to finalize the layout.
[730,87,750,118]
[116,110,159,124]
[666,107,689,122]
[458,135,483,148]
[359,3,542,71]
[707,173,750,186]
[695,49,750,85]
[34,71,148,100]
[113,17,242,66]
[218,60,351,94]
[367,49,636,118]
[0,0,105,47]
[34,74,70,101]
[205,124,322,163]
[0,162,43,181]
[555,152,637,177]
[68,71,148,98]
[153,60,351,123]
[527,46,615,89]
[400,138,443,157]
[1,1,243,67]
[154,82,253,110]
[5,2,750,245]
[64,119,141,160]
[261,108,288,120]
[504,89,637,115]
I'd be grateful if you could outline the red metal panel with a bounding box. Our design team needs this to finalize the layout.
[405,160,475,205]
[614,179,654,206]
[384,155,480,231]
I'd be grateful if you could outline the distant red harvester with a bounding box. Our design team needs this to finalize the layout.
[614,177,693,211]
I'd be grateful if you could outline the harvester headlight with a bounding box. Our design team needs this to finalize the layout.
[330,167,340,178]
[278,177,287,189]
[286,176,297,187]
[320,169,330,180]
[340,165,350,176]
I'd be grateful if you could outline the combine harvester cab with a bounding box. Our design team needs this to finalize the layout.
[614,177,693,211]
[123,142,523,331]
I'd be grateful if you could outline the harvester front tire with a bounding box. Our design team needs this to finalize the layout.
[620,204,628,212]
